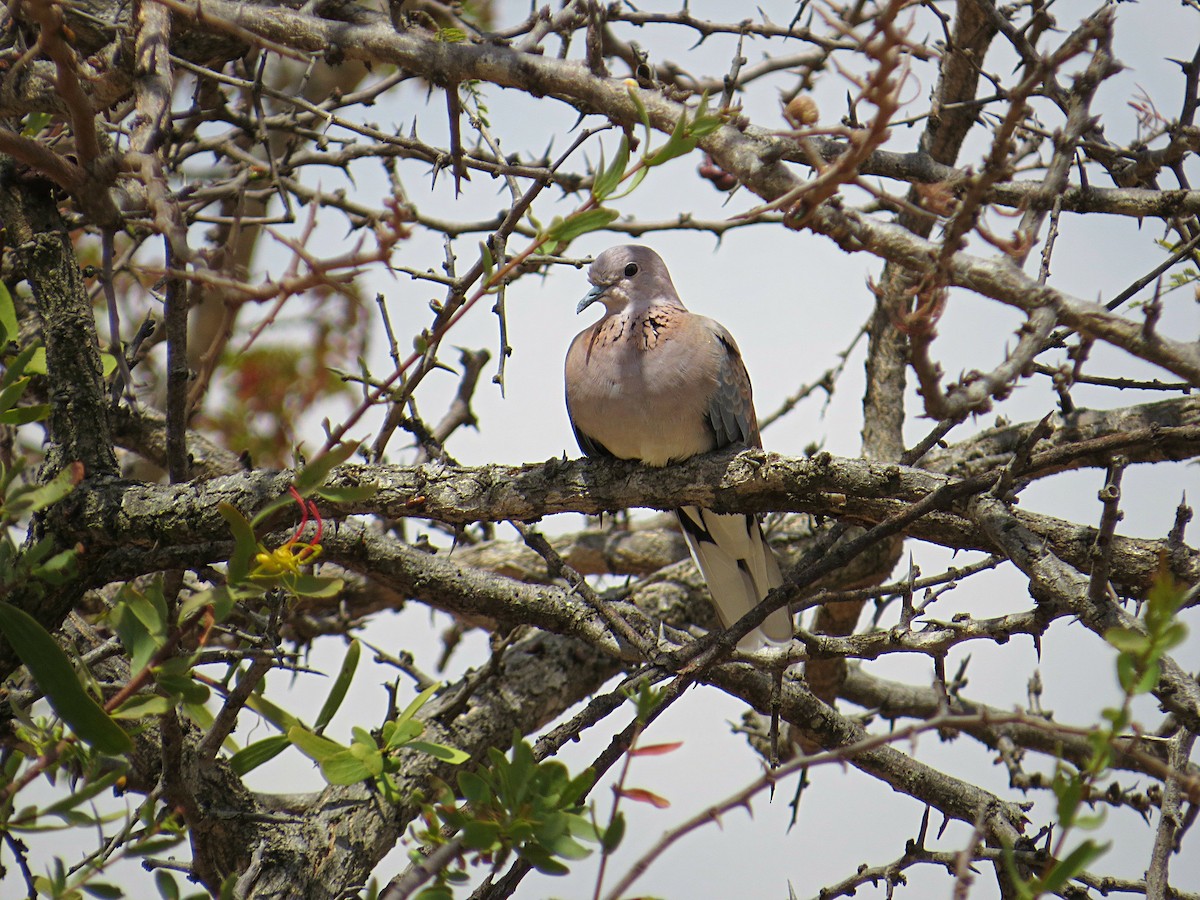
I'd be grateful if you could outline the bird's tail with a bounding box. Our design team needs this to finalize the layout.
[676,506,792,648]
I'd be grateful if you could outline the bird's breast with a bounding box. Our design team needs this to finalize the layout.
[566,313,718,465]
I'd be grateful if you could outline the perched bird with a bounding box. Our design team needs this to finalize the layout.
[564,245,792,647]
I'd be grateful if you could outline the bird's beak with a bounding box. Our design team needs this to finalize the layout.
[576,284,605,314]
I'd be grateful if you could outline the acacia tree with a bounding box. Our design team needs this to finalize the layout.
[0,0,1197,898]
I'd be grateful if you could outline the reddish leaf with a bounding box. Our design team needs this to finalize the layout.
[629,741,683,757]
[617,787,670,808]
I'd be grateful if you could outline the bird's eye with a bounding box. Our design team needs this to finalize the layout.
[624,263,638,277]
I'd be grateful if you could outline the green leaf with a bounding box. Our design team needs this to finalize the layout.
[396,683,440,725]
[626,83,651,142]
[111,694,173,720]
[592,137,630,201]
[313,482,377,504]
[561,769,596,807]
[124,582,169,643]
[286,573,344,599]
[0,602,131,755]
[245,691,301,733]
[383,718,424,750]
[315,640,360,731]
[1116,654,1139,694]
[480,241,495,284]
[0,375,31,413]
[290,441,362,501]
[458,770,491,807]
[229,735,291,776]
[1104,627,1148,655]
[461,819,502,852]
[1054,770,1083,828]
[600,811,625,853]
[0,281,16,343]
[1133,659,1161,695]
[288,725,347,762]
[544,830,592,861]
[1159,621,1188,651]
[155,871,181,900]
[178,585,242,626]
[406,740,469,764]
[320,750,374,785]
[20,346,45,378]
[518,843,569,876]
[6,465,77,517]
[218,502,258,584]
[109,602,158,675]
[646,110,696,167]
[154,673,210,705]
[82,883,124,899]
[1036,839,1110,893]
[543,208,620,245]
[21,111,52,137]
[0,343,39,390]
[0,403,48,427]
[40,771,124,818]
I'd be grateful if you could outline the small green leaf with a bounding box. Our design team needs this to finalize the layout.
[313,483,377,503]
[626,83,651,142]
[109,603,158,675]
[290,441,362,501]
[384,718,424,750]
[0,602,131,755]
[406,740,469,764]
[397,683,440,725]
[40,771,124,818]
[461,819,502,851]
[0,281,16,342]
[1134,659,1161,695]
[245,691,301,733]
[229,735,291,775]
[29,548,77,584]
[0,376,31,413]
[320,750,374,784]
[1036,839,1110,893]
[111,694,173,719]
[286,574,344,599]
[315,640,360,731]
[20,346,46,377]
[518,843,569,876]
[1104,627,1148,654]
[0,404,48,427]
[544,831,592,861]
[543,208,620,245]
[288,725,347,762]
[155,871,181,900]
[82,883,124,898]
[21,112,52,136]
[592,137,630,201]
[218,502,258,584]
[154,673,210,705]
[1159,621,1188,651]
[458,770,491,807]
[0,342,39,390]
[6,465,77,517]
[600,811,625,853]
[480,241,495,284]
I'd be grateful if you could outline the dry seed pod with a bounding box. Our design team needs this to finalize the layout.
[784,94,819,128]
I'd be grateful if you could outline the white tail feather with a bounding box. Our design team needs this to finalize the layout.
[677,506,792,648]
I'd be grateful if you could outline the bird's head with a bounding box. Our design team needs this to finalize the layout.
[576,245,679,315]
